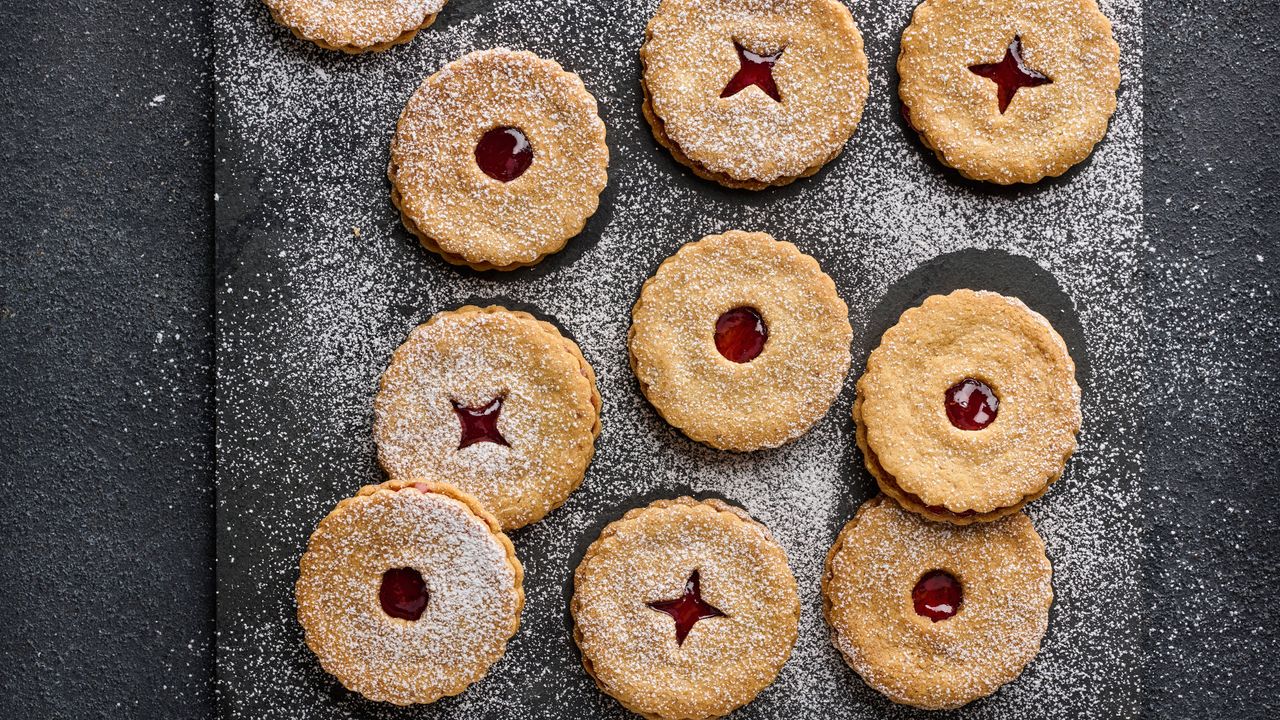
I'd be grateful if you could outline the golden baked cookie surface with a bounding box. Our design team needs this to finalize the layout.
[572,497,800,720]
[374,305,601,530]
[390,49,609,270]
[856,289,1080,520]
[629,231,852,451]
[822,496,1052,710]
[640,0,868,189]
[897,0,1121,183]
[295,480,523,705]
[263,0,445,53]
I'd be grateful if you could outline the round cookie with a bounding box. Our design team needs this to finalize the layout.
[629,231,852,451]
[296,480,523,705]
[390,49,609,270]
[263,0,445,53]
[641,0,869,190]
[898,0,1121,183]
[855,289,1080,523]
[374,305,601,530]
[572,497,800,720]
[822,495,1053,710]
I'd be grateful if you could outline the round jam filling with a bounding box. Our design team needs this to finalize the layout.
[714,307,767,363]
[912,570,961,622]
[379,567,429,621]
[474,126,533,182]
[945,377,999,431]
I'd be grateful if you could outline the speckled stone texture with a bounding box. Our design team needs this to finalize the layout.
[0,1,1276,720]
[0,1,214,718]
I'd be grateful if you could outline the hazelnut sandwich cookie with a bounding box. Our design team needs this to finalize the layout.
[823,496,1053,710]
[897,0,1121,183]
[572,497,800,720]
[855,289,1081,524]
[296,480,524,705]
[629,231,853,452]
[640,0,869,190]
[263,0,445,53]
[374,305,601,530]
[390,49,609,270]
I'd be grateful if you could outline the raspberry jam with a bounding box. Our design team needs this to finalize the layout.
[475,127,533,182]
[912,570,961,622]
[452,397,510,449]
[380,568,429,621]
[945,378,999,431]
[968,36,1052,114]
[721,43,783,102]
[714,307,767,363]
[648,570,726,646]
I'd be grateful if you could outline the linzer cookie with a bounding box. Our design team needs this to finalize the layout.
[572,497,800,720]
[822,496,1053,710]
[640,0,869,189]
[263,0,445,53]
[898,0,1121,183]
[629,231,852,451]
[374,305,601,530]
[296,480,523,705]
[390,49,609,270]
[855,289,1081,524]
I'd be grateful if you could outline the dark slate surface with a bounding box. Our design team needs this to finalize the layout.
[0,1,1275,720]
[0,1,216,719]
[1140,1,1280,716]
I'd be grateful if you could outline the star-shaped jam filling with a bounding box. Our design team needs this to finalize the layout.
[721,42,783,102]
[452,397,510,449]
[647,570,726,646]
[968,36,1052,114]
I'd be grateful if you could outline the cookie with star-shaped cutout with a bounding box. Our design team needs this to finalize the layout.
[898,0,1121,183]
[640,0,869,190]
[373,305,601,530]
[572,497,800,720]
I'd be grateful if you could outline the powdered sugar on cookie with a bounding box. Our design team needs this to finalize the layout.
[264,0,447,52]
[295,482,522,704]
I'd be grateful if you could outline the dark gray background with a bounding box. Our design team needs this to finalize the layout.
[0,1,1275,719]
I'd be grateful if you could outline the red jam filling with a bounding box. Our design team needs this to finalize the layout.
[945,378,999,431]
[474,126,533,182]
[380,568,429,621]
[968,36,1052,114]
[647,570,726,646]
[714,307,767,363]
[452,397,510,449]
[721,43,783,102]
[912,570,962,622]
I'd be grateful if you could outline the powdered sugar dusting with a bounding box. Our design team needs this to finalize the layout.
[295,486,519,704]
[216,0,1143,715]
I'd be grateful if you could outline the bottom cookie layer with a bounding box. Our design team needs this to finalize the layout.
[852,395,1044,524]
